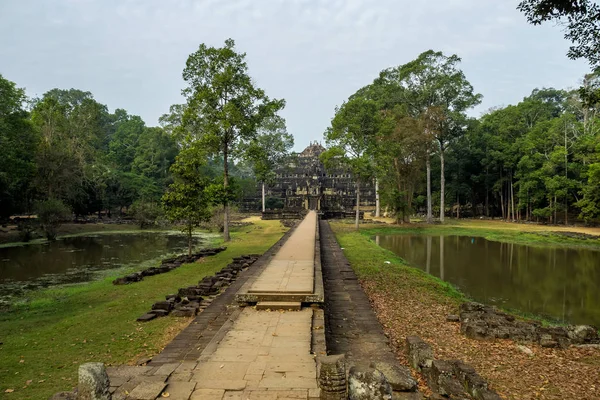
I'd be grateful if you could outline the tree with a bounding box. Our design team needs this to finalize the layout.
[130,200,163,229]
[518,0,600,68]
[162,146,212,255]
[180,38,284,241]
[322,97,379,229]
[0,74,38,218]
[244,116,294,212]
[109,113,145,172]
[35,198,71,240]
[376,107,427,223]
[377,51,482,222]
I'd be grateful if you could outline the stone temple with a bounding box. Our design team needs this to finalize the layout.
[243,142,377,217]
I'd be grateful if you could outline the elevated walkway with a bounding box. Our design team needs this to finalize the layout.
[236,211,324,305]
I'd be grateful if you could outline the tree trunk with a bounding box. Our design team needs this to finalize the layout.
[485,166,490,218]
[456,192,460,219]
[499,169,504,219]
[426,152,433,223]
[439,147,445,223]
[355,181,360,230]
[564,130,568,226]
[554,194,557,224]
[223,143,230,241]
[510,172,515,222]
[440,235,445,281]
[375,179,380,218]
[187,224,193,256]
[262,182,266,213]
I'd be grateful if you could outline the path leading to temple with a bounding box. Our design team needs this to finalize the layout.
[249,211,316,295]
[108,212,322,400]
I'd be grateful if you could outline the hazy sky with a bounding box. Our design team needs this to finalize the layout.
[0,0,591,151]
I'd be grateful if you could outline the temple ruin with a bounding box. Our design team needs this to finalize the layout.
[243,142,377,217]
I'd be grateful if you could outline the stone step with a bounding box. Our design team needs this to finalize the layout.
[256,301,302,311]
[239,292,320,303]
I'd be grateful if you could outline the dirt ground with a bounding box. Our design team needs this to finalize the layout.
[364,281,600,399]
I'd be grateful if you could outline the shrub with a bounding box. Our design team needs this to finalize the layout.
[35,199,71,240]
[129,200,163,229]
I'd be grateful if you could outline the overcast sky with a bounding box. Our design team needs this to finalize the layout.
[0,0,591,151]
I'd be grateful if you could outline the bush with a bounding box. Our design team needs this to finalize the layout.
[35,199,71,240]
[16,220,36,242]
[129,200,163,229]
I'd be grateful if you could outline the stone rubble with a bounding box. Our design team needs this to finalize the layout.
[136,254,259,321]
[112,247,227,285]
[348,365,393,400]
[405,336,502,400]
[459,302,599,348]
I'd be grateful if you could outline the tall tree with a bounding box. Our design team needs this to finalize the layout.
[180,38,284,241]
[322,97,379,229]
[377,51,482,222]
[376,108,427,223]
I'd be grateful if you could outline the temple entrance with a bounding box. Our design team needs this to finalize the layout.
[308,196,320,210]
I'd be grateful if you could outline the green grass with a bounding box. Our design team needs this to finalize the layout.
[331,222,464,304]
[0,220,287,400]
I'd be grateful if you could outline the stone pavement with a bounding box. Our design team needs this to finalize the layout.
[108,212,321,399]
[319,220,399,368]
[248,211,317,295]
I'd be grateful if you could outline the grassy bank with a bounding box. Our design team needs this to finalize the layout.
[0,223,141,247]
[330,221,600,399]
[331,222,464,306]
[0,219,287,400]
[357,219,600,249]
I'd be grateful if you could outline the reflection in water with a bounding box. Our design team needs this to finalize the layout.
[0,233,202,299]
[375,234,600,327]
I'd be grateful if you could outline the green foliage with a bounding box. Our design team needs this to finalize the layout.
[162,146,212,254]
[35,199,71,240]
[244,115,294,185]
[179,38,285,240]
[0,74,38,218]
[129,200,164,229]
[265,197,284,210]
[518,0,600,68]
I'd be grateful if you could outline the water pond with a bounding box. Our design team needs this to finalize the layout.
[374,234,600,327]
[0,232,206,302]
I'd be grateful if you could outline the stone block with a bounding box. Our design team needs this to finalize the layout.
[126,381,166,399]
[426,360,466,399]
[405,336,433,371]
[136,313,157,322]
[149,309,169,317]
[171,308,197,318]
[163,381,196,399]
[348,366,392,400]
[371,361,417,392]
[78,362,111,400]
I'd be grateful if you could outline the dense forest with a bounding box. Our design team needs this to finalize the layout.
[0,73,257,225]
[324,51,600,225]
